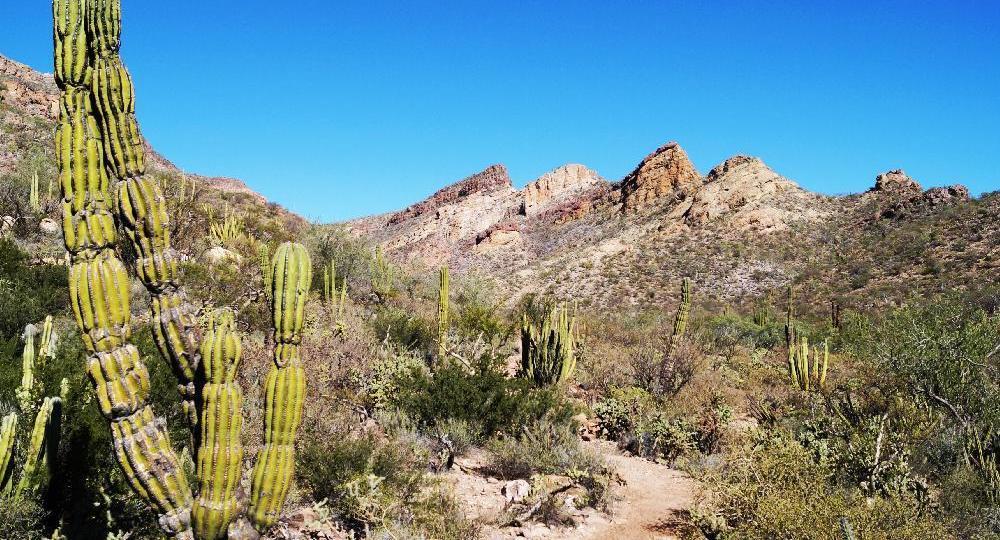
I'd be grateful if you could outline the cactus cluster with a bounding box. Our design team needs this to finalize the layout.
[521,305,577,385]
[322,259,348,334]
[369,245,395,301]
[788,336,830,390]
[437,266,449,361]
[53,1,312,537]
[3,322,65,498]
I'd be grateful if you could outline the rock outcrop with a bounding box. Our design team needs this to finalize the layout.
[870,169,923,197]
[867,169,970,219]
[521,164,605,217]
[389,164,513,225]
[680,155,822,231]
[619,142,702,212]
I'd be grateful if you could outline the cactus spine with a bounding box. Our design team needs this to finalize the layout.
[521,305,576,385]
[249,242,310,530]
[192,310,245,539]
[54,0,194,536]
[437,266,449,361]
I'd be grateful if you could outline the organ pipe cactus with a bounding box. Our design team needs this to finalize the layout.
[521,305,577,385]
[249,242,310,530]
[17,327,37,411]
[54,1,312,537]
[0,413,17,494]
[38,315,56,360]
[259,244,272,299]
[668,277,692,354]
[789,337,830,391]
[30,169,41,212]
[192,310,245,540]
[437,266,449,361]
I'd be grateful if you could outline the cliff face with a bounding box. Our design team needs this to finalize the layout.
[521,164,605,218]
[388,164,513,226]
[618,142,702,212]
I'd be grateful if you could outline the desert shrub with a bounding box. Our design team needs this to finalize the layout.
[392,354,571,439]
[298,431,478,538]
[706,312,786,353]
[0,496,46,540]
[487,417,602,479]
[629,337,702,398]
[625,414,697,463]
[693,430,956,539]
[0,239,68,340]
[355,348,425,413]
[372,304,436,353]
[592,386,654,439]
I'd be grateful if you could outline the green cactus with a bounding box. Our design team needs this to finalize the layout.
[369,245,394,301]
[17,327,36,411]
[322,260,335,303]
[437,266,449,361]
[30,169,41,212]
[259,244,272,298]
[38,315,56,360]
[56,2,312,536]
[521,305,576,385]
[249,242,311,530]
[55,0,195,536]
[16,396,62,496]
[0,413,17,494]
[788,336,831,391]
[667,277,692,354]
[192,310,245,539]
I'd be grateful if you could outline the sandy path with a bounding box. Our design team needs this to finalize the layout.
[580,441,697,540]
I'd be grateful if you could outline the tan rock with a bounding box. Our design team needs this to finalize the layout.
[619,142,702,212]
[521,164,605,217]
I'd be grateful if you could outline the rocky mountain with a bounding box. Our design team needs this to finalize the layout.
[347,136,989,312]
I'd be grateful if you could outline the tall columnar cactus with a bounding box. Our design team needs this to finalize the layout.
[249,242,310,530]
[668,277,692,354]
[0,413,17,494]
[15,396,62,496]
[259,244,272,299]
[437,266,449,361]
[193,310,245,539]
[87,0,202,429]
[322,260,335,303]
[521,305,576,385]
[56,2,310,536]
[369,245,394,301]
[789,336,830,391]
[39,315,56,360]
[17,327,37,411]
[55,0,194,536]
[30,169,41,212]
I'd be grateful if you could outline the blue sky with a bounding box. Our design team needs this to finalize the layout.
[2,1,998,221]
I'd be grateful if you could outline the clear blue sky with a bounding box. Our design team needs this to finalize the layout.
[2,1,998,221]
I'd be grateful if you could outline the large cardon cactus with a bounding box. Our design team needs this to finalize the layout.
[53,1,313,538]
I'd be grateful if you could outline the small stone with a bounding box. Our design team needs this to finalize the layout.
[39,218,60,235]
[501,479,531,503]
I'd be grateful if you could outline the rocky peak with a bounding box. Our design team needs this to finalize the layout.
[871,169,923,196]
[388,164,513,225]
[681,155,822,231]
[0,55,57,119]
[521,164,605,217]
[619,142,702,212]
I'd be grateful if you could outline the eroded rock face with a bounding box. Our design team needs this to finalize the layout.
[389,164,513,225]
[680,155,826,232]
[521,164,605,217]
[871,169,923,197]
[619,142,702,212]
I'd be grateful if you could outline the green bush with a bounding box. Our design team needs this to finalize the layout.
[372,304,436,353]
[0,239,68,340]
[487,417,602,479]
[592,386,653,440]
[392,354,571,439]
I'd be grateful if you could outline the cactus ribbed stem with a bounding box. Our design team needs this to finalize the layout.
[39,315,56,360]
[30,169,41,212]
[437,266,449,361]
[17,327,37,411]
[192,310,245,539]
[820,339,830,388]
[672,277,692,341]
[0,413,17,494]
[259,244,272,299]
[87,0,202,430]
[54,1,194,537]
[249,242,311,531]
[521,305,576,385]
[16,396,62,496]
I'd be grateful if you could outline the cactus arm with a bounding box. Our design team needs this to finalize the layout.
[192,310,245,539]
[17,328,37,411]
[15,396,61,496]
[820,340,830,388]
[54,1,194,537]
[0,413,17,494]
[87,0,202,430]
[799,336,810,391]
[249,242,311,531]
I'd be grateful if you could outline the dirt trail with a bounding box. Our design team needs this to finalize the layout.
[580,440,698,540]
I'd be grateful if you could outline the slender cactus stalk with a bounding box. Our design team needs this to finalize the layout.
[30,169,41,212]
[437,266,449,361]
[0,413,17,495]
[17,327,37,411]
[16,396,62,496]
[820,339,830,388]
